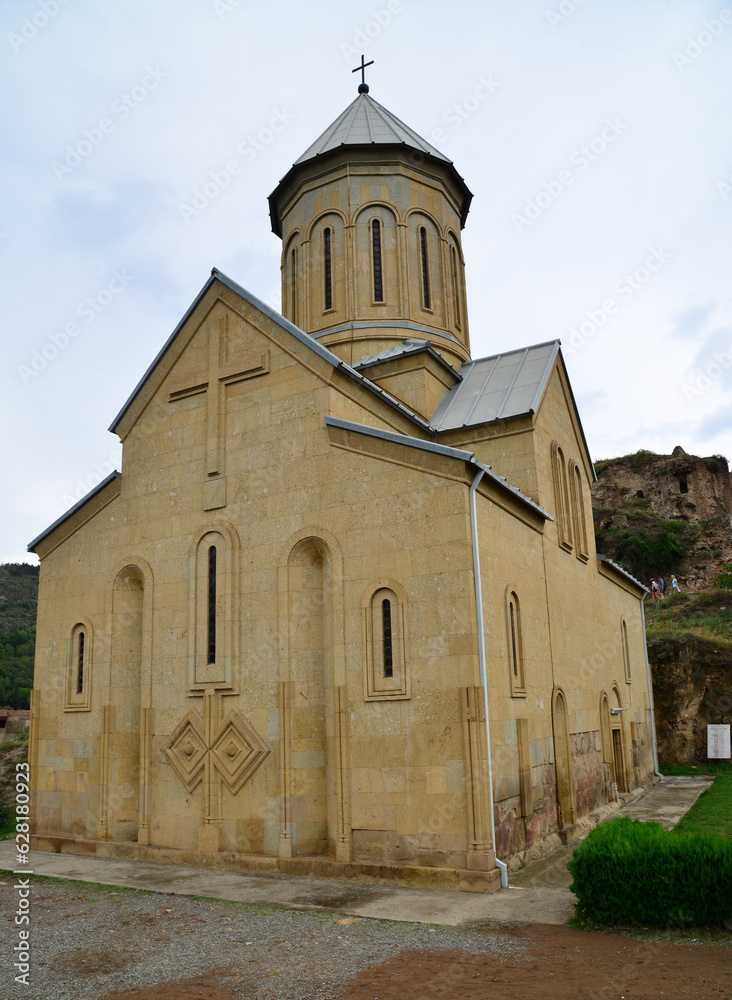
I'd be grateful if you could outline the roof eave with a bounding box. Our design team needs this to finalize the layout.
[28,471,121,554]
[268,144,473,238]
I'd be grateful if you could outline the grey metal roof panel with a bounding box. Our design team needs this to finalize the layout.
[294,94,452,165]
[431,341,560,431]
[353,338,431,368]
[268,93,473,236]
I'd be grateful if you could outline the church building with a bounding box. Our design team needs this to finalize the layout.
[28,75,658,892]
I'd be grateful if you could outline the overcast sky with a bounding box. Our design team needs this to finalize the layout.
[2,0,731,564]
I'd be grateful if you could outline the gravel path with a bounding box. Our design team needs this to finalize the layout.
[0,876,526,1000]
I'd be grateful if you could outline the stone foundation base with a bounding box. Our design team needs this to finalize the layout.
[29,835,503,893]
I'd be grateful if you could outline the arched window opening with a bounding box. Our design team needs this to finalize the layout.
[450,245,461,329]
[77,631,85,694]
[372,219,383,302]
[636,490,644,499]
[551,442,573,551]
[622,618,631,684]
[364,584,409,699]
[507,590,526,695]
[290,246,297,322]
[323,227,333,311]
[382,598,393,677]
[66,621,92,711]
[419,226,431,310]
[571,462,589,560]
[679,479,688,494]
[207,545,217,665]
[509,601,518,677]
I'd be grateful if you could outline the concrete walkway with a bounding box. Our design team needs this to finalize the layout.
[0,776,712,927]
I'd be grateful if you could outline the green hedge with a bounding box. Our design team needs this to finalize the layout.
[567,817,732,927]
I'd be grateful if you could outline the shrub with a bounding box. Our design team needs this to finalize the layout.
[714,564,732,590]
[567,816,732,927]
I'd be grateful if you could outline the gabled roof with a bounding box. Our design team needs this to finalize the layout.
[431,341,561,431]
[431,340,595,482]
[268,92,472,236]
[27,471,121,553]
[352,338,460,379]
[294,93,452,166]
[108,268,433,439]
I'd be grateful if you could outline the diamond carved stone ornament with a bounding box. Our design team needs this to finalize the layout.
[164,706,270,796]
[164,712,208,792]
[210,709,271,794]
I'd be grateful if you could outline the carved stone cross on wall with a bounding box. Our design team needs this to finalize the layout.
[168,314,269,510]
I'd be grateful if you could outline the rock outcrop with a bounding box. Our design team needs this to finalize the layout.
[593,447,732,590]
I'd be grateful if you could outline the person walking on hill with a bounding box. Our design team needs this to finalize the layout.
[651,579,659,600]
[672,575,681,594]
[659,578,666,598]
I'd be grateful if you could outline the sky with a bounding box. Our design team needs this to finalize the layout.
[2,0,731,564]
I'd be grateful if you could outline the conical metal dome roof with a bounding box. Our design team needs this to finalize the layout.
[269,91,472,237]
[294,92,451,166]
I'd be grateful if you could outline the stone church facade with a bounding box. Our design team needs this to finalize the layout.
[28,86,657,892]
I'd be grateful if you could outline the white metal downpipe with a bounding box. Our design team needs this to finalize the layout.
[469,468,509,889]
[641,592,663,779]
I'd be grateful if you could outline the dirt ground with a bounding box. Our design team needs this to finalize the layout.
[99,923,731,1000]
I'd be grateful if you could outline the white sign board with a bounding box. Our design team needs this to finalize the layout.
[707,724,731,759]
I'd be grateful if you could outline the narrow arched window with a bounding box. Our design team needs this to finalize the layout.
[77,631,85,694]
[365,585,409,699]
[290,246,297,322]
[450,245,461,329]
[372,219,383,302]
[207,545,217,665]
[323,227,333,310]
[551,442,573,551]
[419,227,430,309]
[507,591,525,694]
[622,619,631,684]
[382,598,393,677]
[570,462,589,560]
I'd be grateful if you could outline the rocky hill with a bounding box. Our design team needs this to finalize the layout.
[592,446,732,590]
[591,449,732,765]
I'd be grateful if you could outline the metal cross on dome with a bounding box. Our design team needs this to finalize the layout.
[352,54,374,94]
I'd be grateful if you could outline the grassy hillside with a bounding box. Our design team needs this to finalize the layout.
[0,563,38,710]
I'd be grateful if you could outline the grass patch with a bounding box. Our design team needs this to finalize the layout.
[674,771,732,839]
[645,591,732,646]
